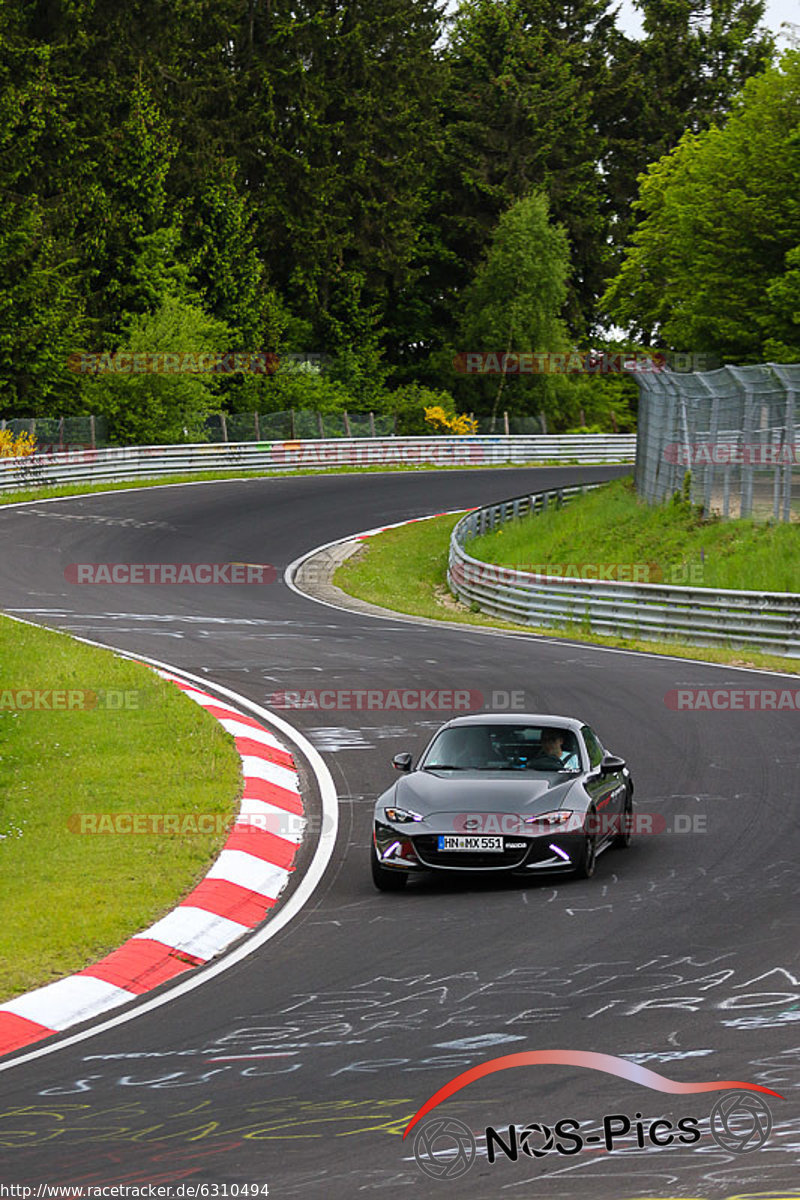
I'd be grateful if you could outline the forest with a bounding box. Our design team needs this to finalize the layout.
[2,0,796,442]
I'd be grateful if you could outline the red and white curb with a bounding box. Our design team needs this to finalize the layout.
[0,670,306,1058]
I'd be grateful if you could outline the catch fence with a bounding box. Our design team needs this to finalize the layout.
[634,364,800,521]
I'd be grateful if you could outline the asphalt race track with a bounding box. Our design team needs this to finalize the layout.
[0,465,798,1198]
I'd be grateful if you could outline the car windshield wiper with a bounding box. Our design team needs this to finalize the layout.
[422,763,465,771]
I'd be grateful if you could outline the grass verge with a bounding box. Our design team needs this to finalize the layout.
[0,615,242,1001]
[467,477,800,592]
[333,512,800,675]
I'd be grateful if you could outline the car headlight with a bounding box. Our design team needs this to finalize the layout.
[525,810,574,827]
[383,806,423,823]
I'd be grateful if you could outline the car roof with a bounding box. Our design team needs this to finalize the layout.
[443,714,585,732]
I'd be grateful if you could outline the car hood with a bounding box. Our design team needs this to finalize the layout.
[382,770,578,817]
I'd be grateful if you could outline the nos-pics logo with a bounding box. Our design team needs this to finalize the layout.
[404,1049,782,1180]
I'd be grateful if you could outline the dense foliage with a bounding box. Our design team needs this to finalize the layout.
[603,50,800,362]
[0,0,777,440]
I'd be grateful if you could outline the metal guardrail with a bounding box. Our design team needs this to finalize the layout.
[0,434,635,494]
[449,484,800,657]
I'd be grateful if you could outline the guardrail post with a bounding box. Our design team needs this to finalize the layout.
[740,383,755,518]
[220,412,228,443]
[704,389,719,514]
[783,384,795,523]
[679,394,693,498]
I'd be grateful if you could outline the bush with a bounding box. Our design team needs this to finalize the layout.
[0,430,36,458]
[380,383,458,435]
[83,297,230,444]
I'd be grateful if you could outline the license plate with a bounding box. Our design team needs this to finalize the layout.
[438,835,504,852]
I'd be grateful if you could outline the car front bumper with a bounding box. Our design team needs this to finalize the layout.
[373,821,584,875]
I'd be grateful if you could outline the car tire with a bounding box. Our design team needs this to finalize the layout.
[613,790,633,849]
[574,812,598,879]
[371,849,408,891]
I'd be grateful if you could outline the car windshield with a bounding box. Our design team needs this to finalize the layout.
[422,725,581,772]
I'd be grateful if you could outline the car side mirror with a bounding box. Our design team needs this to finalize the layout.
[392,752,413,772]
[600,753,626,774]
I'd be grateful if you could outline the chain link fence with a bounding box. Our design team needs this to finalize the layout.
[205,411,547,439]
[1,409,553,448]
[0,411,396,447]
[206,410,398,441]
[0,415,108,449]
[634,364,800,521]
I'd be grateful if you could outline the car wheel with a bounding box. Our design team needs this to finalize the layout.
[613,790,633,849]
[574,813,598,879]
[371,848,408,891]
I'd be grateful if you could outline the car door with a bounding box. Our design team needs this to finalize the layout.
[581,725,624,842]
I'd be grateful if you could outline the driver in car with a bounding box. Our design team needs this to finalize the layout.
[534,729,580,770]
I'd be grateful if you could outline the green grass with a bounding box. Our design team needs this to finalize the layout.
[467,477,800,592]
[333,511,800,675]
[0,615,242,1001]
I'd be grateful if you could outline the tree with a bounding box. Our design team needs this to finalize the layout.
[80,74,180,334]
[0,19,84,413]
[602,50,800,361]
[181,156,293,421]
[224,0,444,358]
[430,0,615,341]
[183,160,288,352]
[84,295,231,444]
[636,0,772,150]
[600,0,774,255]
[460,191,570,424]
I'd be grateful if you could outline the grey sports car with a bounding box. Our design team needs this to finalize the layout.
[371,714,633,891]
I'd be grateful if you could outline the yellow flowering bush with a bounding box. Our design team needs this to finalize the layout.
[0,430,37,458]
[424,405,479,435]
